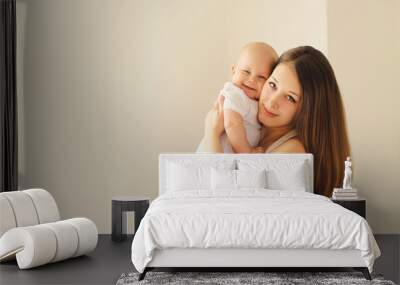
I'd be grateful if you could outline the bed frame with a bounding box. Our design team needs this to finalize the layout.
[138,154,372,281]
[141,248,371,280]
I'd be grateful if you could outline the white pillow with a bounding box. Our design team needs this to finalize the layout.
[211,169,267,190]
[266,166,307,191]
[237,169,267,188]
[168,163,210,191]
[237,159,308,191]
[211,168,236,189]
[167,159,235,191]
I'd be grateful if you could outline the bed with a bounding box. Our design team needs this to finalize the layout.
[131,153,380,281]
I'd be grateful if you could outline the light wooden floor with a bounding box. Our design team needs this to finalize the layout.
[0,235,398,285]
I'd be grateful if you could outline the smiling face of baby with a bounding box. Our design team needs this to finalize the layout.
[231,42,278,100]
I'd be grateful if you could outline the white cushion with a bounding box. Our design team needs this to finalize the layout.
[42,221,78,262]
[211,169,267,190]
[0,192,39,227]
[238,159,308,191]
[237,169,267,188]
[24,189,60,223]
[266,166,307,191]
[211,168,236,189]
[65,218,98,257]
[167,160,235,191]
[0,196,17,237]
[168,163,210,191]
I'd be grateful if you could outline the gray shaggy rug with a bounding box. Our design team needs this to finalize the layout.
[116,271,396,285]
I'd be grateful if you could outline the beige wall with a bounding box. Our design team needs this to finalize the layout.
[327,0,400,233]
[224,0,328,63]
[17,0,398,234]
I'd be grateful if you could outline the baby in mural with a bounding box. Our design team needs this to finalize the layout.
[197,42,278,153]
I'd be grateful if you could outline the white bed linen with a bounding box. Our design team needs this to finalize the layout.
[131,189,380,273]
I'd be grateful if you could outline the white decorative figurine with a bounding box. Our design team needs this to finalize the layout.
[342,156,352,189]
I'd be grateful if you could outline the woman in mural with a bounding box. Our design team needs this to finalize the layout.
[202,46,350,198]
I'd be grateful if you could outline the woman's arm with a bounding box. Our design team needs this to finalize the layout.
[202,96,225,153]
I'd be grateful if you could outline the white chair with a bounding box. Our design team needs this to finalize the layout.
[0,188,98,269]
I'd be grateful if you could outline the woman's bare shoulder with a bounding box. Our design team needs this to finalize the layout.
[270,138,306,153]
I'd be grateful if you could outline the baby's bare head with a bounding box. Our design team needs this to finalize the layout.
[239,42,278,69]
[232,42,278,100]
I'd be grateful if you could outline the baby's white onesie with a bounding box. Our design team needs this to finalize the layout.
[196,81,261,153]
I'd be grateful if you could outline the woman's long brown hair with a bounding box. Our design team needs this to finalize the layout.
[278,46,350,197]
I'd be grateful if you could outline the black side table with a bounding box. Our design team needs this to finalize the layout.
[112,196,150,242]
[332,198,366,218]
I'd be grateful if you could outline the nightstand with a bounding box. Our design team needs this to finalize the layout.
[332,198,366,218]
[112,196,150,242]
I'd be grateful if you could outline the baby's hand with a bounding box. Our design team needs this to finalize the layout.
[205,95,225,137]
[251,147,265,154]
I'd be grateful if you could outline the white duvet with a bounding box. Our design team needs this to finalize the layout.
[131,189,380,273]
